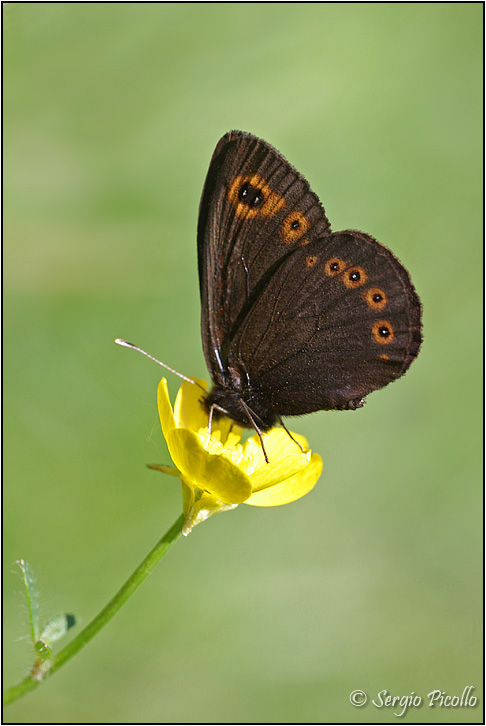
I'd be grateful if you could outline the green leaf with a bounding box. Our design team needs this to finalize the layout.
[40,614,76,646]
[17,560,40,643]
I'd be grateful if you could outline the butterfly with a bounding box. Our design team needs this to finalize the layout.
[197,131,422,452]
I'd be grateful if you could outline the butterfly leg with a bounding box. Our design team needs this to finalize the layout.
[238,399,269,464]
[208,403,227,439]
[277,416,305,453]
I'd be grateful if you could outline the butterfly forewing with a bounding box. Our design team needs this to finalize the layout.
[198,131,330,384]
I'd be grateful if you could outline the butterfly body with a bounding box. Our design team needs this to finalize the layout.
[198,131,422,432]
[204,374,278,430]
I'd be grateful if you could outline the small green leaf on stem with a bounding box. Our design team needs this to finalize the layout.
[17,560,40,643]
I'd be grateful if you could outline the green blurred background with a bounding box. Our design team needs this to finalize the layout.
[4,3,482,723]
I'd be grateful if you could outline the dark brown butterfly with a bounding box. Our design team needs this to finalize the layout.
[198,130,422,448]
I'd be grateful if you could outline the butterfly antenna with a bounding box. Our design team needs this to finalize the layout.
[114,339,206,392]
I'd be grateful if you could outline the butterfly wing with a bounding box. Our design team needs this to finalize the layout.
[197,130,331,385]
[227,230,422,413]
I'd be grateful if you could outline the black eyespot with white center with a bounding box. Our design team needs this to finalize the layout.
[325,257,348,277]
[363,287,387,311]
[238,182,264,209]
[343,266,367,288]
[372,319,395,344]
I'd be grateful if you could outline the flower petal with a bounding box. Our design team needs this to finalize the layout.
[243,428,309,471]
[173,379,209,432]
[245,453,323,507]
[173,379,241,445]
[168,428,252,504]
[248,452,311,493]
[157,378,177,441]
[147,464,180,477]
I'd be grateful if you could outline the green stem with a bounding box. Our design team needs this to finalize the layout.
[3,513,185,707]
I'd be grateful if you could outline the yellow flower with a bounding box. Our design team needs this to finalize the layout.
[151,378,323,535]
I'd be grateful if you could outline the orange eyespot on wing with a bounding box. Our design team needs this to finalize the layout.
[324,257,347,277]
[363,287,387,311]
[342,266,367,289]
[372,320,395,345]
[228,175,285,219]
[281,211,310,244]
[306,255,318,267]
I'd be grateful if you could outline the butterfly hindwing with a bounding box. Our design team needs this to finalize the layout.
[227,230,421,414]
